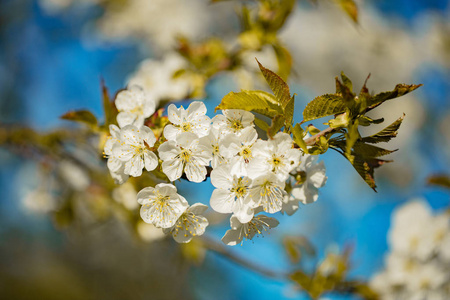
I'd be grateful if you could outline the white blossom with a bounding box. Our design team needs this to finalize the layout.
[115,85,156,128]
[291,154,327,204]
[163,101,211,141]
[163,203,209,243]
[212,109,255,137]
[104,124,129,184]
[158,132,212,182]
[248,173,286,214]
[219,127,258,176]
[210,164,254,223]
[137,183,188,228]
[221,211,279,246]
[112,125,158,177]
[199,127,227,169]
[248,132,302,181]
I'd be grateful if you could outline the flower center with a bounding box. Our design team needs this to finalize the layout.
[232,178,248,198]
[130,104,144,115]
[230,119,243,132]
[213,145,220,154]
[239,146,252,162]
[181,122,192,132]
[180,150,192,163]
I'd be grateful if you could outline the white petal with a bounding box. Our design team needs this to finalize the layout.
[210,189,235,213]
[124,155,144,177]
[210,166,233,189]
[162,159,184,182]
[221,228,243,246]
[117,112,138,128]
[167,104,182,125]
[158,141,179,161]
[163,125,181,141]
[140,126,156,147]
[137,187,156,205]
[144,151,158,171]
[185,163,207,182]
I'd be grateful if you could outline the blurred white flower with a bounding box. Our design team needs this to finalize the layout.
[137,183,188,228]
[58,160,90,191]
[221,211,279,246]
[112,182,138,210]
[127,53,191,107]
[112,125,158,177]
[163,101,211,141]
[158,132,212,182]
[371,200,450,299]
[22,189,56,214]
[136,221,166,242]
[115,85,156,128]
[163,203,209,243]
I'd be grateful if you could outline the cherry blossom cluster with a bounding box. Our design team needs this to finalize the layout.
[104,85,327,245]
[370,200,450,299]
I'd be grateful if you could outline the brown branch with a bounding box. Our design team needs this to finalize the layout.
[200,235,287,280]
[304,127,335,146]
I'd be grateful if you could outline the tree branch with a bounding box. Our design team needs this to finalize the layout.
[200,235,287,280]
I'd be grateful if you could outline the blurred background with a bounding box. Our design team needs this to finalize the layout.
[0,0,449,299]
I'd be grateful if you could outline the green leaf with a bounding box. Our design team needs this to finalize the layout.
[254,117,270,132]
[335,75,355,105]
[284,95,295,124]
[358,115,384,126]
[350,141,397,158]
[272,44,293,81]
[268,114,285,137]
[101,81,118,128]
[216,90,283,118]
[292,123,307,151]
[350,155,391,191]
[257,59,291,108]
[303,94,347,122]
[340,71,353,92]
[361,114,405,144]
[367,84,422,110]
[283,236,316,264]
[427,175,450,189]
[61,110,98,129]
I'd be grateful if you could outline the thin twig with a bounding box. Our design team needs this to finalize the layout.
[304,127,335,146]
[200,235,288,280]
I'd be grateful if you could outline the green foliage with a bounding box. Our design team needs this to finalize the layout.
[302,94,347,122]
[283,235,316,264]
[61,110,98,129]
[361,114,404,144]
[367,84,422,110]
[101,80,118,129]
[257,59,292,108]
[334,0,359,23]
[216,90,283,118]
[427,175,450,189]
